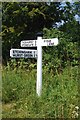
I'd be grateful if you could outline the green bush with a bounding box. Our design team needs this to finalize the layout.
[42,28,79,73]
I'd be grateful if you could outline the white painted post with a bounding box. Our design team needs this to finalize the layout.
[36,37,42,96]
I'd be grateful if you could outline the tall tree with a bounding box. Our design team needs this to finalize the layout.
[2,2,79,62]
[2,2,60,61]
[59,2,80,42]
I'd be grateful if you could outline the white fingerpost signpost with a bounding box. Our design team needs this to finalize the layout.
[10,36,58,96]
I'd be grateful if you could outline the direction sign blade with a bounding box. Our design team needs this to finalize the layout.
[41,38,58,46]
[21,40,37,47]
[10,49,37,58]
[21,38,58,47]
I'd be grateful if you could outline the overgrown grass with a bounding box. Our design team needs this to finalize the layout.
[2,66,79,118]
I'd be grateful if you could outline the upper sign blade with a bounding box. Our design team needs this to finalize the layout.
[41,38,58,46]
[21,40,37,47]
[20,38,58,47]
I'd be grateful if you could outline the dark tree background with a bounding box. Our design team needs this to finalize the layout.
[2,2,80,65]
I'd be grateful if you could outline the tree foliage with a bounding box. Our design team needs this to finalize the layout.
[2,2,60,61]
[2,2,80,64]
[42,28,78,74]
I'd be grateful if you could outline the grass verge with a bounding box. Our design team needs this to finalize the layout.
[2,66,79,118]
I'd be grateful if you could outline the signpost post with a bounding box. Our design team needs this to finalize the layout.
[36,37,42,96]
[10,37,58,96]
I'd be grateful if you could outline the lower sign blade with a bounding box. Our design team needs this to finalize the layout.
[10,49,37,58]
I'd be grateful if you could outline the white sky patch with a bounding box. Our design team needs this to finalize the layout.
[56,20,64,27]
[75,15,80,24]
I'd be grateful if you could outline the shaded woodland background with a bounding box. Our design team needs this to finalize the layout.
[2,2,80,67]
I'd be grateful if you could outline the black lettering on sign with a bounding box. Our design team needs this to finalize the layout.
[24,54,27,57]
[13,54,16,57]
[17,54,20,56]
[30,51,32,53]
[13,50,18,53]
[51,43,54,45]
[19,51,22,53]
